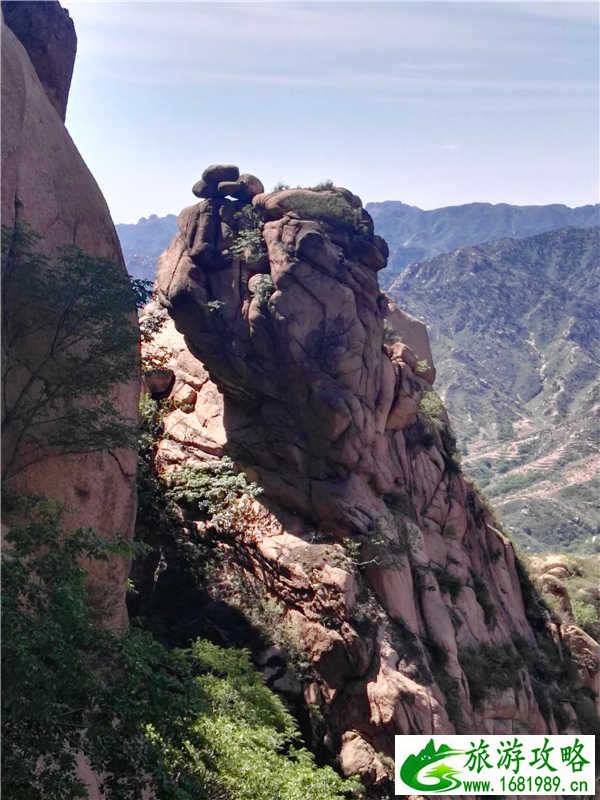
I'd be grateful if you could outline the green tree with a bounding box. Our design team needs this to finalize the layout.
[1,223,143,481]
[1,494,359,800]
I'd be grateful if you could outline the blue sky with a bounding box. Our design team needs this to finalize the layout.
[66,1,599,223]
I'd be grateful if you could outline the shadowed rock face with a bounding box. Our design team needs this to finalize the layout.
[2,0,76,121]
[155,168,597,787]
[1,3,137,631]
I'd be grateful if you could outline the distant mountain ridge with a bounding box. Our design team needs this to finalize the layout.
[117,201,600,285]
[117,214,177,280]
[367,200,600,286]
[388,225,600,552]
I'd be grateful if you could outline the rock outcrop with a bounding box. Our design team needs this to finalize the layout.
[1,3,138,630]
[2,0,76,121]
[154,166,598,789]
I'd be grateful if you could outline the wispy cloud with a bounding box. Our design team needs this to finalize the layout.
[65,1,599,221]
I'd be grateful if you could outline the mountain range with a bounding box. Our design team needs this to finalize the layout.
[388,225,600,552]
[118,200,600,287]
[368,200,600,287]
[117,214,177,280]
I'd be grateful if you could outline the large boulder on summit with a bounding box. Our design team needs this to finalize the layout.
[152,165,592,788]
[252,187,362,231]
[202,163,240,184]
[1,3,138,631]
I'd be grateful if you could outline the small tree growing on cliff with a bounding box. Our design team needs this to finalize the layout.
[1,223,147,482]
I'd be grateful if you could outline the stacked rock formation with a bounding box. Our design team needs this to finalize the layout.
[154,166,598,789]
[192,163,265,202]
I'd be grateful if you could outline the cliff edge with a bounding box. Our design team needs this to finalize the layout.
[153,165,599,788]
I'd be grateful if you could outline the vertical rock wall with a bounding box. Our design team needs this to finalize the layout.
[1,3,138,630]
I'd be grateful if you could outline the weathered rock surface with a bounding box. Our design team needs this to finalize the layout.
[2,0,76,121]
[154,167,598,788]
[1,4,138,631]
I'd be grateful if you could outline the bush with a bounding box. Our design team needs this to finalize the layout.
[382,318,400,345]
[433,566,463,602]
[459,643,520,708]
[165,456,262,530]
[230,207,266,264]
[284,192,355,230]
[417,390,445,423]
[1,495,360,800]
[251,274,275,307]
[571,599,599,638]
[470,570,497,627]
[310,180,335,192]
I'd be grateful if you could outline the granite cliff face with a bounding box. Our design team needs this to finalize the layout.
[152,165,598,789]
[1,2,138,630]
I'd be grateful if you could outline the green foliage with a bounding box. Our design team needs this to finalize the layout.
[526,554,600,641]
[285,192,355,230]
[216,571,313,676]
[230,207,267,264]
[310,180,335,192]
[572,599,600,640]
[513,633,600,734]
[342,537,362,563]
[496,418,514,441]
[458,643,519,708]
[415,359,430,375]
[1,223,139,480]
[436,673,464,731]
[383,491,415,521]
[492,470,544,496]
[1,495,359,800]
[166,457,262,530]
[251,274,275,307]
[469,570,497,627]
[382,318,400,345]
[417,391,461,472]
[418,390,445,423]
[433,566,463,602]
[515,556,552,631]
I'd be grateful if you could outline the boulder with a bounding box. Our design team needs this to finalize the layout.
[384,299,436,384]
[217,179,249,200]
[192,178,214,198]
[202,163,239,183]
[253,188,357,229]
[239,172,265,197]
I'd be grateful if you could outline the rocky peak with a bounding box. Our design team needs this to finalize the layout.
[153,165,598,789]
[2,0,76,121]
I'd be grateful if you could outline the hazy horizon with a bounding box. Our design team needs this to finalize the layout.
[67,1,599,224]
[119,196,599,227]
